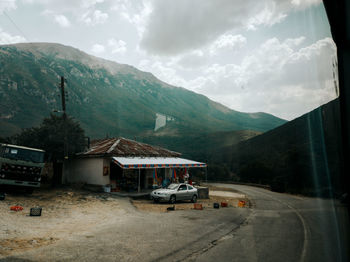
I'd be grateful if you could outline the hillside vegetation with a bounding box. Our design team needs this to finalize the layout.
[0,43,285,141]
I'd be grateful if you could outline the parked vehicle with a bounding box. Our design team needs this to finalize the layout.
[151,183,198,204]
[0,144,45,191]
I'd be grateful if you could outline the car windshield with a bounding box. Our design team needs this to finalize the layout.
[166,184,179,190]
[0,1,348,261]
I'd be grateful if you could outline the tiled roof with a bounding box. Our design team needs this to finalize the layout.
[78,137,181,158]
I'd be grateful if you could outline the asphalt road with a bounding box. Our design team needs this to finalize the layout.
[194,183,349,262]
[1,184,349,262]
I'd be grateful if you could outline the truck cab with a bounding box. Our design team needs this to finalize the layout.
[0,144,45,189]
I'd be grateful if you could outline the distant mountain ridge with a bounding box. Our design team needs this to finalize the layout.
[0,42,286,140]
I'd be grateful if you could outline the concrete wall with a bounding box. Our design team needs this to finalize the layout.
[64,158,110,186]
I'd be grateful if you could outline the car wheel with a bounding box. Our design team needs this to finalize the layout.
[153,198,159,203]
[191,195,197,203]
[169,195,176,204]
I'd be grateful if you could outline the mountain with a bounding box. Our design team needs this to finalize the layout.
[209,98,343,197]
[142,129,262,161]
[0,42,286,141]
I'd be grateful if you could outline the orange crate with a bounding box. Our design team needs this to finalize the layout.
[194,203,203,210]
[221,202,228,207]
[238,200,246,207]
[10,206,23,211]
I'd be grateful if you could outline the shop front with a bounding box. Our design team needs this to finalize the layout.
[64,137,207,191]
[110,157,207,193]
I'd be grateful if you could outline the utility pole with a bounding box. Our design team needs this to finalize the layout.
[59,76,68,160]
[60,76,67,119]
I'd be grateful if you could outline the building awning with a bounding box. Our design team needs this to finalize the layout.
[112,157,207,169]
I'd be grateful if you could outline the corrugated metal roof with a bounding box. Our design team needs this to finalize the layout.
[112,157,206,169]
[78,137,181,158]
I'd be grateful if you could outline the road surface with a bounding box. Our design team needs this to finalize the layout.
[193,183,349,262]
[1,184,348,262]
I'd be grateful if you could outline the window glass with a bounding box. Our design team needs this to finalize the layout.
[10,149,18,154]
[2,147,44,163]
[179,185,187,191]
[0,2,348,261]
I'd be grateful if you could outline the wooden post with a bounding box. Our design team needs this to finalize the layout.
[206,166,208,183]
[138,169,141,193]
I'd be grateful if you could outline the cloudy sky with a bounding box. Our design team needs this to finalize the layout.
[0,0,337,120]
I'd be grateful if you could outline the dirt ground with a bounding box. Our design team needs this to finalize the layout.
[0,185,250,258]
[131,185,250,212]
[0,187,123,257]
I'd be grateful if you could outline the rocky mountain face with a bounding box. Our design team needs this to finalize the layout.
[0,43,286,154]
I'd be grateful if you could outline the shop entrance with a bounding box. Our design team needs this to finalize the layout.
[110,162,147,192]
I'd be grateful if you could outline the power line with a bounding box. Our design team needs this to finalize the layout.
[3,10,31,42]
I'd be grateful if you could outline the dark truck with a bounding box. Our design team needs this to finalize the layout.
[0,143,45,191]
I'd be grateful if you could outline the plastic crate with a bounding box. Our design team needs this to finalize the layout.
[194,203,203,210]
[30,207,42,216]
[221,202,228,207]
[238,200,246,207]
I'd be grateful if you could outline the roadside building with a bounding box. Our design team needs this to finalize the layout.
[63,137,206,192]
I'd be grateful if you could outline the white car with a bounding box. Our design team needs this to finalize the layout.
[151,183,198,204]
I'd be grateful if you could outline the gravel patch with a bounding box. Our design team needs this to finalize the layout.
[210,190,246,198]
[0,188,125,257]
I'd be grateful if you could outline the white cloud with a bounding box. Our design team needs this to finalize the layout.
[291,0,322,9]
[23,0,105,12]
[285,36,306,47]
[0,28,26,44]
[246,4,288,31]
[173,50,208,70]
[210,34,247,55]
[54,14,71,27]
[114,0,152,37]
[186,37,337,120]
[91,43,105,53]
[26,0,108,26]
[138,59,188,88]
[81,9,108,26]
[136,36,337,119]
[81,0,105,9]
[140,0,323,55]
[41,10,71,27]
[0,0,16,13]
[108,38,127,54]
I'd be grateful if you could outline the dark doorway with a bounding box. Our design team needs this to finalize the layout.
[140,169,146,189]
[52,162,63,187]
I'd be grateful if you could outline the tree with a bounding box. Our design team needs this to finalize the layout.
[14,114,86,161]
[0,137,10,143]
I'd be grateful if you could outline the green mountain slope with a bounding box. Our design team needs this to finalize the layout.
[0,43,286,140]
[142,129,262,161]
